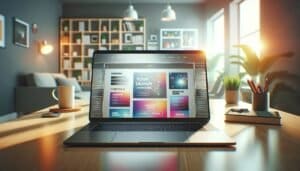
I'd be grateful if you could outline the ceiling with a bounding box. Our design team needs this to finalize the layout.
[61,0,206,4]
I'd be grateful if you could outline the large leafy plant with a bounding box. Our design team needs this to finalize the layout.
[229,45,299,109]
[230,44,293,77]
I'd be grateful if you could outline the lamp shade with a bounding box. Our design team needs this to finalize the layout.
[123,5,138,20]
[40,41,53,55]
[161,5,176,21]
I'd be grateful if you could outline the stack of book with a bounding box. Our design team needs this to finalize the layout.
[225,108,281,125]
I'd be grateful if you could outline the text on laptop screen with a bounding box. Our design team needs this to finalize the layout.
[90,52,209,119]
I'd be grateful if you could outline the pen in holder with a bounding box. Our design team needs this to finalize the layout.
[252,92,270,111]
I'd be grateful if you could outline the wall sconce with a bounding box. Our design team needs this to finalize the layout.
[40,40,53,55]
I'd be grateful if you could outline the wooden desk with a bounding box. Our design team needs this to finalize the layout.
[1,100,300,171]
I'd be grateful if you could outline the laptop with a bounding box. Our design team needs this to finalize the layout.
[64,50,235,147]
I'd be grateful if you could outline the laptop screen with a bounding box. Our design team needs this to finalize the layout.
[90,51,209,120]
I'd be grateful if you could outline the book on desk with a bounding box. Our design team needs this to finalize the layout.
[225,108,281,125]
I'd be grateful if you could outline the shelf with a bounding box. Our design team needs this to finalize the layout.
[60,17,146,85]
[122,31,144,33]
[122,43,145,46]
[162,37,181,39]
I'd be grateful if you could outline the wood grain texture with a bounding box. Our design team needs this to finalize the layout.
[1,100,300,171]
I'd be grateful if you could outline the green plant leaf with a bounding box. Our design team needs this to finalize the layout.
[259,51,294,73]
[229,55,245,62]
[223,75,241,90]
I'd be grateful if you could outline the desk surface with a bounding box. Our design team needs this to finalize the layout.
[1,100,300,171]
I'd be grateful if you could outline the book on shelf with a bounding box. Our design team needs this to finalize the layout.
[63,59,71,69]
[225,108,281,125]
[82,35,90,44]
[79,22,85,31]
[74,62,83,69]
[82,70,91,81]
[123,22,136,31]
[130,35,144,44]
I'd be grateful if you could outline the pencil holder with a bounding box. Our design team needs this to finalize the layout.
[252,92,270,111]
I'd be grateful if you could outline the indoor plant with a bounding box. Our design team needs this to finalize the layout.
[101,34,107,44]
[224,75,241,104]
[230,44,293,82]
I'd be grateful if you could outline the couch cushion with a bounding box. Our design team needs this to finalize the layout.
[26,73,57,87]
[55,77,82,92]
[51,73,67,80]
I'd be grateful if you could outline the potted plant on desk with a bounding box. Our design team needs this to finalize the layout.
[229,44,294,103]
[224,76,241,104]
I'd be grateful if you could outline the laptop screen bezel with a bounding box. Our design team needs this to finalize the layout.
[89,50,210,123]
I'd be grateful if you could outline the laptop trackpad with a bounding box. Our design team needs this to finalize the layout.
[113,131,192,143]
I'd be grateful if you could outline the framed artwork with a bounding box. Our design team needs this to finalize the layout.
[0,14,5,48]
[124,33,132,43]
[150,34,157,41]
[91,35,98,43]
[14,18,29,48]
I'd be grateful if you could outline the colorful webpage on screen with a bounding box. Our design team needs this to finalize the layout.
[102,69,196,118]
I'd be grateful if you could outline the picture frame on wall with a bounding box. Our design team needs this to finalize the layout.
[0,14,5,48]
[14,18,29,48]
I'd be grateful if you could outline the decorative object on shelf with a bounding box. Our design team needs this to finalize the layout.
[88,48,94,57]
[124,33,132,43]
[13,18,29,48]
[72,51,78,56]
[0,14,5,48]
[123,0,138,20]
[161,1,176,21]
[63,26,68,32]
[224,75,241,104]
[32,23,38,33]
[91,35,98,43]
[40,40,53,55]
[76,38,81,44]
[101,34,107,44]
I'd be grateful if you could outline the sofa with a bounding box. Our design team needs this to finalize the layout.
[16,73,90,114]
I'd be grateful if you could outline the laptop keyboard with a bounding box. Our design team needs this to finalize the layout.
[92,123,200,131]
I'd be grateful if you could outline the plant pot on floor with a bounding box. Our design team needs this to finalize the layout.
[225,90,239,104]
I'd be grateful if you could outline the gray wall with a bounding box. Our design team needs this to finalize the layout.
[261,0,300,114]
[63,3,205,48]
[0,0,61,116]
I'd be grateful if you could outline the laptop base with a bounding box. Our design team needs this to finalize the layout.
[64,124,235,147]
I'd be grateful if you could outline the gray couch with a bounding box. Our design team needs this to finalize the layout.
[16,73,90,114]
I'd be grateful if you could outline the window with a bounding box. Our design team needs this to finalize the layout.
[206,9,225,93]
[239,0,261,56]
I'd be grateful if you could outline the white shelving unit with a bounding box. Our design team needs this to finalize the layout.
[160,28,199,50]
[60,18,146,86]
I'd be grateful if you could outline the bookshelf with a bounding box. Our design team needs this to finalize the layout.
[60,18,146,86]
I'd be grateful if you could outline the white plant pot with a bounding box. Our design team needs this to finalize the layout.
[225,90,239,104]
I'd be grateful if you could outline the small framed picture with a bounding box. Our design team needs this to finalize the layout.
[124,33,132,43]
[14,18,29,48]
[0,14,5,48]
[91,35,98,43]
[150,34,157,41]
